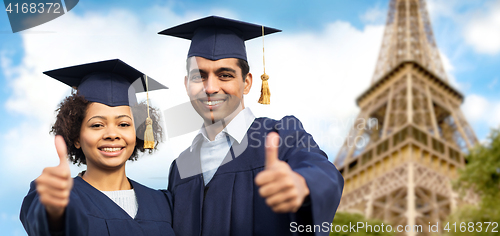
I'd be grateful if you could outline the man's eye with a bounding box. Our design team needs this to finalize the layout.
[220,74,234,78]
[119,123,131,127]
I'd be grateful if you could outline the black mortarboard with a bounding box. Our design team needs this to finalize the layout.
[158,16,281,61]
[43,59,168,107]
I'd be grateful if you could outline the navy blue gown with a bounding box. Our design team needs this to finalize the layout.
[20,176,175,236]
[168,116,344,236]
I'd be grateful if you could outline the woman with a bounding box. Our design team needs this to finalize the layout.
[20,59,175,236]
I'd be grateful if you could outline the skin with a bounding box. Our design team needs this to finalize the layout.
[254,132,310,213]
[35,136,72,231]
[185,56,310,213]
[75,103,136,191]
[35,103,136,230]
[185,56,252,141]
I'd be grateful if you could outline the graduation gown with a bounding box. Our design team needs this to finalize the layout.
[20,176,175,236]
[168,116,344,236]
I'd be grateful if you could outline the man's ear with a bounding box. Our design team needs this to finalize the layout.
[184,75,188,92]
[74,139,81,149]
[244,73,252,95]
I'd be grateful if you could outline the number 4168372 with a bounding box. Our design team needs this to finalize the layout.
[5,3,61,14]
[444,222,498,233]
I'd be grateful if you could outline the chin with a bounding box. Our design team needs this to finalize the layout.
[101,154,132,167]
[212,114,229,122]
[102,160,128,169]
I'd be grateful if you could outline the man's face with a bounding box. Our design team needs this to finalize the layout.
[185,56,252,124]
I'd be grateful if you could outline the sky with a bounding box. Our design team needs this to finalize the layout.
[1,0,500,235]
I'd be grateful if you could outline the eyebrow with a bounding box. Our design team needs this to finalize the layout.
[87,115,133,123]
[215,67,237,74]
[189,67,237,75]
[189,68,205,75]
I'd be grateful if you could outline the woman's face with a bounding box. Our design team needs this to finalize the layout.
[75,103,136,171]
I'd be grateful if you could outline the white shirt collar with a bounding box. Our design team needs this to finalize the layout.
[190,107,256,152]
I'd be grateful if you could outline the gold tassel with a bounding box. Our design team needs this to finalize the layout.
[258,25,271,105]
[144,117,155,149]
[143,75,155,149]
[258,73,270,104]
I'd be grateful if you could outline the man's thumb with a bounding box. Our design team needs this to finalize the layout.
[265,132,280,168]
[54,135,69,167]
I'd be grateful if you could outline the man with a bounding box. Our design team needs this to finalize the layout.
[159,16,344,236]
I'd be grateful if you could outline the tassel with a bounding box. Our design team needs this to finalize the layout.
[144,117,155,149]
[258,73,270,104]
[258,25,271,105]
[143,75,155,149]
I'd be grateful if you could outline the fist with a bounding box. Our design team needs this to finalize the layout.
[255,132,310,213]
[35,135,73,219]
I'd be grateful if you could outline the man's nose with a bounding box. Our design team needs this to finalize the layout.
[204,75,220,94]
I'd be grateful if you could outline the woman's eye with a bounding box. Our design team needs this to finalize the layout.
[119,123,131,127]
[91,124,103,128]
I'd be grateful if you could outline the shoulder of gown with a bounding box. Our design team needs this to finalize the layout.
[20,176,175,236]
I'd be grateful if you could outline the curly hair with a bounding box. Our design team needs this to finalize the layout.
[50,90,163,166]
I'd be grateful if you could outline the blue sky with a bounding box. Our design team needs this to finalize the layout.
[1,0,500,235]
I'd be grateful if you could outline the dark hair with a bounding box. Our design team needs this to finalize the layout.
[237,59,250,80]
[50,90,163,166]
[186,57,250,80]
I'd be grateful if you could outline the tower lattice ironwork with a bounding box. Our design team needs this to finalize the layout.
[334,0,478,235]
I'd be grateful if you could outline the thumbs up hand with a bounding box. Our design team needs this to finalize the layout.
[35,135,73,223]
[255,132,310,213]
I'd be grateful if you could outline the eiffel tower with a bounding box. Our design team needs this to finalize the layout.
[334,0,478,235]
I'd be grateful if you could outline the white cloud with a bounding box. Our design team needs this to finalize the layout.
[492,103,500,127]
[462,94,500,128]
[462,94,489,123]
[438,50,459,87]
[361,6,386,25]
[426,0,480,21]
[426,0,460,20]
[426,0,500,58]
[463,0,500,55]
[440,50,454,73]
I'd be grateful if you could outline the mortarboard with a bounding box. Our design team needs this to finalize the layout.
[158,16,281,61]
[44,59,168,149]
[43,59,168,107]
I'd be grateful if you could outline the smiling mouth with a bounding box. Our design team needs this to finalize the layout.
[202,100,225,106]
[199,96,227,106]
[99,147,124,152]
